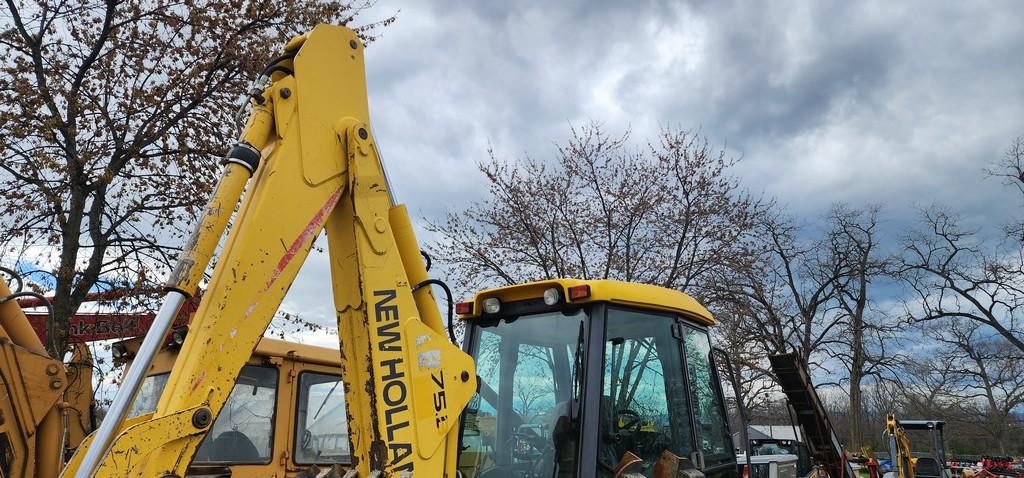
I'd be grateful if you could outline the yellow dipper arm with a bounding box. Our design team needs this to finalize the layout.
[62,24,476,478]
[885,414,915,478]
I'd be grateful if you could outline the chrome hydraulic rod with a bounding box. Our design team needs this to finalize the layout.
[73,290,187,478]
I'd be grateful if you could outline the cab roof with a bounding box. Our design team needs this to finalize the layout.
[119,335,341,368]
[458,278,714,326]
[897,420,945,430]
[251,336,341,367]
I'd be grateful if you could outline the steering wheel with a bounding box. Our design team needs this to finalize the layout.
[616,409,644,434]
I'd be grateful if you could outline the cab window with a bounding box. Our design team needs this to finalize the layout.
[599,308,693,476]
[683,326,733,468]
[458,309,586,478]
[294,372,350,464]
[194,365,277,464]
[127,372,169,418]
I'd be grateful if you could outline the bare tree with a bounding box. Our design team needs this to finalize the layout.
[713,304,775,412]
[891,353,964,419]
[720,205,899,449]
[711,305,775,438]
[988,136,1024,241]
[929,321,1024,454]
[718,214,845,364]
[427,123,769,301]
[900,207,1024,355]
[826,204,902,450]
[0,0,392,355]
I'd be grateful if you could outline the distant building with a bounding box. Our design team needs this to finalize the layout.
[733,425,804,451]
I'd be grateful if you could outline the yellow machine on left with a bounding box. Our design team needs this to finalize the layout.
[0,274,93,478]
[0,272,360,477]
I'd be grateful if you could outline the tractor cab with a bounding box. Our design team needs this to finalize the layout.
[113,335,351,477]
[455,279,738,478]
[897,420,950,478]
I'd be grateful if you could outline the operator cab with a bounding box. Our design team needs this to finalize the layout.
[456,279,737,478]
[114,335,351,477]
[897,420,950,478]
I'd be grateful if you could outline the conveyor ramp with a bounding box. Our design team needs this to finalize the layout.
[769,353,856,478]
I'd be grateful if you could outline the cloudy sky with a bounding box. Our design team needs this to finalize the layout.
[279,0,1024,346]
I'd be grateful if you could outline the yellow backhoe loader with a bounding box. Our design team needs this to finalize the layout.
[7,23,738,478]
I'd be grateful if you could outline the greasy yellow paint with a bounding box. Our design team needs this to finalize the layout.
[459,278,715,325]
[390,205,445,334]
[63,24,476,478]
[165,101,275,295]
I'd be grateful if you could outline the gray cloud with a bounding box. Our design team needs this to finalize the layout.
[361,0,1023,216]
[277,0,1024,330]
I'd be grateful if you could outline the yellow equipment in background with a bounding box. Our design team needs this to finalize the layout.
[885,414,915,478]
[0,275,69,478]
[115,335,352,476]
[57,24,739,478]
[2,268,356,478]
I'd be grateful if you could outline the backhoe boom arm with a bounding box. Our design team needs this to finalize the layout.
[63,24,476,478]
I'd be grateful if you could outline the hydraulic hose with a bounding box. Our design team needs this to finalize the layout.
[412,278,457,344]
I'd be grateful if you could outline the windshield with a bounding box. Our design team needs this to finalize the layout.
[127,372,169,418]
[458,308,587,478]
[194,365,278,464]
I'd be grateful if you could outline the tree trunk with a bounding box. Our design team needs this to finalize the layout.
[848,283,866,451]
[848,367,863,451]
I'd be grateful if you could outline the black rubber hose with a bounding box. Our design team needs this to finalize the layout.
[248,55,297,105]
[0,266,23,293]
[420,250,433,272]
[263,65,294,78]
[412,278,457,344]
[261,53,297,77]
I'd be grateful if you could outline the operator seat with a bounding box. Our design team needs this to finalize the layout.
[204,431,261,462]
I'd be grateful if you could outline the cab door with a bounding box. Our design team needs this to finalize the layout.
[594,309,737,478]
[680,323,737,477]
[597,307,696,476]
[285,361,351,474]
